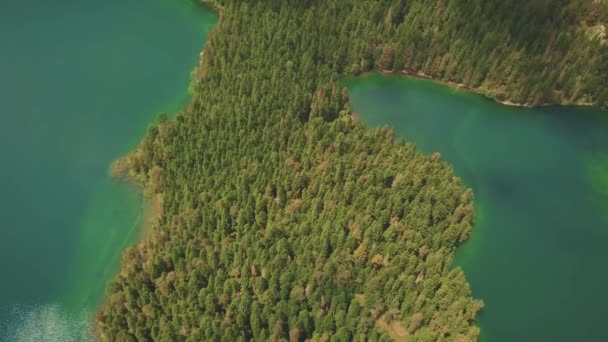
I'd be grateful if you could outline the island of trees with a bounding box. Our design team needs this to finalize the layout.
[98,0,606,341]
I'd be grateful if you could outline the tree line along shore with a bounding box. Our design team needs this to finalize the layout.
[97,1,606,341]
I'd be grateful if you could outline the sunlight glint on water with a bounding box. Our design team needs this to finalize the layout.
[3,305,92,342]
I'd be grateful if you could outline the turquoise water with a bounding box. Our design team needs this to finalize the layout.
[345,72,608,341]
[0,0,215,339]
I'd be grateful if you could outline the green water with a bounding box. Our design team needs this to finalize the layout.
[0,0,216,339]
[344,72,608,341]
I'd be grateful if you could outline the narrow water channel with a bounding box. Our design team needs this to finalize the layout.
[344,72,608,341]
[0,0,216,339]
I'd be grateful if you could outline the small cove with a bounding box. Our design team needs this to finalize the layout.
[344,72,608,341]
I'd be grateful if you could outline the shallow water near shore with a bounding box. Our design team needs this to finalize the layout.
[344,72,608,341]
[0,0,216,339]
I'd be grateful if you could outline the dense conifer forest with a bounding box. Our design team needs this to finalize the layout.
[374,0,608,106]
[98,0,606,341]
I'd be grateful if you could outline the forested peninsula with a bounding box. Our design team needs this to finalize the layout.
[98,0,606,341]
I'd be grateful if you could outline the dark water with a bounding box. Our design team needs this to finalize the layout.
[0,0,216,339]
[344,72,608,341]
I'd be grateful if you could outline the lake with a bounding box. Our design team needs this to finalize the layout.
[0,0,216,339]
[344,72,608,341]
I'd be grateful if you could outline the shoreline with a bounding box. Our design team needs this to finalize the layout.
[94,2,221,339]
[94,0,219,331]
[375,68,595,110]
[93,163,163,341]
[200,0,223,13]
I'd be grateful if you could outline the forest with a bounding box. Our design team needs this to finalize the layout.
[98,0,606,341]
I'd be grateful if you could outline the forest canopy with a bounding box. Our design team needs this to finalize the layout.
[98,0,605,341]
